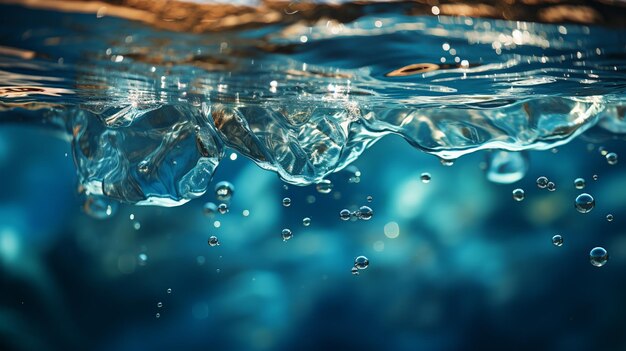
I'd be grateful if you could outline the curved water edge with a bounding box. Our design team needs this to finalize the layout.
[0,4,625,205]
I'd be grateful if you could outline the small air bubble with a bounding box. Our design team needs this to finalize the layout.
[357,206,373,220]
[282,197,292,207]
[606,214,614,222]
[590,247,608,267]
[217,203,228,214]
[316,180,333,194]
[547,182,556,192]
[552,235,563,247]
[281,228,293,241]
[354,256,369,270]
[574,178,585,189]
[536,176,549,189]
[512,188,525,201]
[302,217,311,226]
[215,181,235,202]
[208,236,220,247]
[420,172,431,183]
[606,152,618,165]
[339,209,351,221]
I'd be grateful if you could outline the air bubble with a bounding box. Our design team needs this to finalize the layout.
[157,302,163,308]
[574,178,585,189]
[203,202,218,217]
[156,313,160,319]
[536,176,549,189]
[593,174,598,181]
[282,197,292,207]
[357,206,373,220]
[316,180,333,194]
[281,228,293,241]
[575,193,595,213]
[354,256,369,270]
[547,182,556,192]
[217,203,228,214]
[215,181,235,202]
[351,266,359,275]
[208,235,220,247]
[606,214,614,222]
[606,152,618,165]
[512,188,525,201]
[83,195,118,219]
[589,247,608,267]
[302,217,311,226]
[440,159,454,166]
[167,288,172,294]
[552,235,563,247]
[366,195,373,202]
[420,173,431,183]
[339,209,351,221]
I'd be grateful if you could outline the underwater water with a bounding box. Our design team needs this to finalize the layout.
[1,1,626,350]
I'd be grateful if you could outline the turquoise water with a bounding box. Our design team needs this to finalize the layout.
[1,4,625,205]
[2,3,626,350]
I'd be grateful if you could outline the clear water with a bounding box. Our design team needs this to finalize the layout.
[0,4,625,207]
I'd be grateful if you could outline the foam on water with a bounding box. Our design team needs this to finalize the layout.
[0,4,625,205]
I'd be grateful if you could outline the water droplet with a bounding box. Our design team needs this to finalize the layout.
[552,235,563,247]
[155,313,160,319]
[547,182,556,192]
[351,266,359,275]
[593,174,599,181]
[208,235,220,247]
[83,195,118,219]
[316,180,333,194]
[339,209,351,221]
[281,228,293,241]
[157,302,163,308]
[440,158,454,166]
[217,203,228,214]
[357,206,373,220]
[366,195,373,202]
[589,247,608,267]
[485,151,529,184]
[574,178,585,189]
[282,197,292,207]
[302,217,311,226]
[536,176,549,189]
[420,172,431,183]
[202,202,218,217]
[512,188,525,201]
[354,256,369,270]
[606,214,614,222]
[606,152,618,165]
[215,181,235,202]
[575,193,595,213]
[167,288,172,294]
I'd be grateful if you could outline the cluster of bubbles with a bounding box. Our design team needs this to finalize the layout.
[536,176,556,192]
[351,255,369,275]
[340,205,374,221]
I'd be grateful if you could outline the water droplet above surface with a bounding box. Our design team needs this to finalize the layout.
[512,188,525,201]
[552,235,563,247]
[575,193,595,213]
[590,247,608,267]
[208,235,220,247]
[354,256,369,270]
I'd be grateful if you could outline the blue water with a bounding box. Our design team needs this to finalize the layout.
[1,3,626,351]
